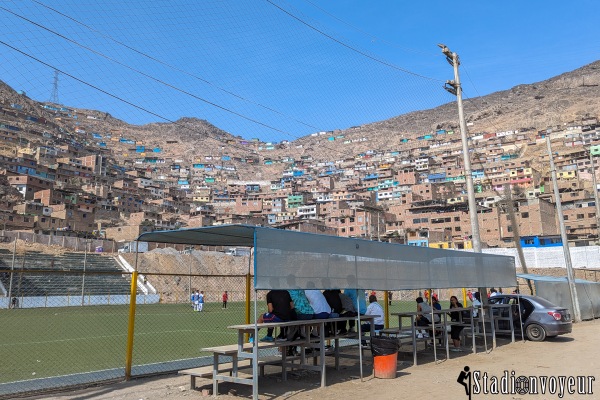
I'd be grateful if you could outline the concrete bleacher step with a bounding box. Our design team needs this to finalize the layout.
[1,253,133,296]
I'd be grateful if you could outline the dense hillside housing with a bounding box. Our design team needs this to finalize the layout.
[2,78,600,249]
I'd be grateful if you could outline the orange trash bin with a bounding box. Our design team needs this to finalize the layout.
[371,336,399,379]
[373,352,398,379]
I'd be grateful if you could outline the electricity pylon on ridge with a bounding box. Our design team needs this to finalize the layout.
[49,70,59,104]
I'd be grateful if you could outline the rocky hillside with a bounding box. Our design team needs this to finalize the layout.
[290,60,600,160]
[2,60,600,177]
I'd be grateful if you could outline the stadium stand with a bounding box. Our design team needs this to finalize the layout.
[0,251,132,296]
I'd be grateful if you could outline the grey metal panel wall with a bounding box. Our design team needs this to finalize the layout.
[535,281,600,320]
[254,228,516,290]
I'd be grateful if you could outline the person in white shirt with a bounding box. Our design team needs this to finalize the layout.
[304,289,331,337]
[191,290,199,311]
[304,290,331,319]
[360,295,384,333]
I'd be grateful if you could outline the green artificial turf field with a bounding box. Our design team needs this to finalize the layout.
[0,299,430,384]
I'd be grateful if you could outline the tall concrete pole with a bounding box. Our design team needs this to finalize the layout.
[439,45,486,302]
[546,136,581,322]
[588,150,600,241]
[440,45,482,253]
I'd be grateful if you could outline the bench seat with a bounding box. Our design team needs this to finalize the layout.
[179,355,298,390]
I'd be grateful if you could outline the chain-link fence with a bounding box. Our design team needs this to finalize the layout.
[2,238,599,398]
[0,240,255,398]
[1,231,117,253]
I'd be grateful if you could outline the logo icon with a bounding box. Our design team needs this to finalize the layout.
[457,365,471,399]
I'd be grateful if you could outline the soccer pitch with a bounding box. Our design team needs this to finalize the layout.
[0,302,250,384]
[0,300,423,385]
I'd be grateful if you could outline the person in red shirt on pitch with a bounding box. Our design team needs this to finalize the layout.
[222,291,228,309]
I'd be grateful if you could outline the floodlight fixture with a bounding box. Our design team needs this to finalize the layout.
[437,43,452,57]
[444,81,458,96]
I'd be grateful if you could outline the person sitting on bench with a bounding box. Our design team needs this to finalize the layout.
[361,294,384,333]
[251,290,293,343]
[415,296,440,338]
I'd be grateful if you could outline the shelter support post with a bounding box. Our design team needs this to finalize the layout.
[356,295,363,382]
[125,242,140,380]
[383,291,389,328]
[431,297,437,362]
[252,291,258,400]
[517,295,525,342]
[481,307,488,353]
[245,272,251,342]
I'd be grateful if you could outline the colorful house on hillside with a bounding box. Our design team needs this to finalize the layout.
[520,235,562,248]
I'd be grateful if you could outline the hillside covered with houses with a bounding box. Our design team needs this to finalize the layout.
[1,61,600,250]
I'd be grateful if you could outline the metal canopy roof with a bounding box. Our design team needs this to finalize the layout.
[137,224,517,291]
[137,224,258,247]
[517,273,597,284]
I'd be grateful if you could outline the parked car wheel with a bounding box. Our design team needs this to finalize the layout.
[526,323,546,341]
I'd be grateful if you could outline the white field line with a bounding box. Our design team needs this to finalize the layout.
[0,329,235,347]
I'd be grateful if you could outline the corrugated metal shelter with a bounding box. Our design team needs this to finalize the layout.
[518,273,600,320]
[138,225,517,397]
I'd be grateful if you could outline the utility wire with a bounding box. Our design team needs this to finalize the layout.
[4,3,422,164]
[264,0,444,82]
[301,0,440,57]
[29,0,322,132]
[3,2,453,177]
[0,38,369,166]
[0,5,294,138]
[0,40,268,156]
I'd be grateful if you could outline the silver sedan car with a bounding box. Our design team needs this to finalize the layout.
[487,294,572,341]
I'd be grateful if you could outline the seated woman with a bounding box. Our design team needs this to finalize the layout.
[448,295,465,351]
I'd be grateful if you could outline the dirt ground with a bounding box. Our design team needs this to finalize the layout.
[32,319,600,400]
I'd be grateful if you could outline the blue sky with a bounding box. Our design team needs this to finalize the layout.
[1,0,598,143]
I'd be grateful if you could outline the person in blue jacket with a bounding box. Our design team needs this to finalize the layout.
[343,289,367,332]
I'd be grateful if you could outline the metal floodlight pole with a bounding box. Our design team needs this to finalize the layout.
[438,44,485,300]
[440,45,482,253]
[546,136,581,322]
[7,239,17,308]
[81,239,88,305]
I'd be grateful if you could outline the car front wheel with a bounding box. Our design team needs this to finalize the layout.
[526,323,546,341]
